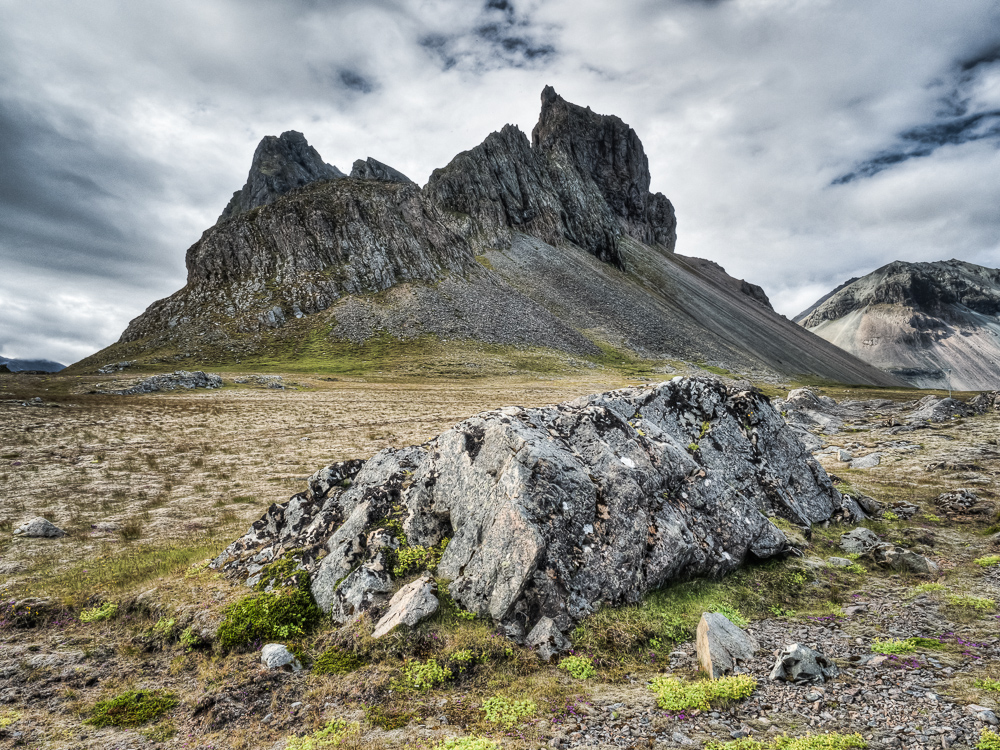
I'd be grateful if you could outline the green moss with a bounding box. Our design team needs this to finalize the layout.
[979,730,1000,750]
[285,719,360,749]
[86,690,178,728]
[870,638,917,655]
[975,555,1000,568]
[649,674,756,711]
[558,655,596,680]
[434,738,500,750]
[313,647,366,675]
[256,552,309,591]
[948,595,996,612]
[217,588,321,651]
[481,696,536,729]
[364,705,414,730]
[398,658,452,690]
[706,733,866,750]
[976,678,1000,693]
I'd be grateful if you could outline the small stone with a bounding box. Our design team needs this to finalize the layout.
[526,616,571,662]
[850,453,882,469]
[837,449,853,462]
[827,557,853,567]
[769,643,839,684]
[672,731,695,745]
[371,576,439,638]
[696,612,759,678]
[260,644,302,672]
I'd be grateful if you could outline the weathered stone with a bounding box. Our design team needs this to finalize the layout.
[875,545,939,576]
[850,453,881,469]
[260,643,302,672]
[326,555,394,625]
[526,616,572,662]
[837,449,853,462]
[935,488,980,513]
[827,557,853,567]
[371,576,439,638]
[840,528,879,555]
[97,360,135,374]
[215,378,859,636]
[769,643,839,684]
[696,612,758,678]
[12,517,67,538]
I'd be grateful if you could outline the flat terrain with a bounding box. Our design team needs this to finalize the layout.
[2,370,1000,750]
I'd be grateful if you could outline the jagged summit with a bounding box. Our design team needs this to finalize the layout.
[350,157,414,184]
[217,131,345,223]
[426,86,675,269]
[72,87,901,388]
[796,259,1000,390]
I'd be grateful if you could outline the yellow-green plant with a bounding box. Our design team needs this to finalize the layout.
[976,678,1000,692]
[650,674,756,711]
[979,730,1000,750]
[870,639,916,655]
[434,739,500,750]
[285,719,360,749]
[706,733,866,750]
[558,655,596,680]
[975,555,1000,568]
[400,659,452,690]
[0,711,20,729]
[80,601,118,623]
[481,696,536,729]
[948,595,996,612]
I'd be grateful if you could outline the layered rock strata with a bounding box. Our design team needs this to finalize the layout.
[212,377,863,638]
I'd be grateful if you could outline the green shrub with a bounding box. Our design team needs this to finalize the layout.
[86,690,178,727]
[217,588,321,650]
[179,626,205,652]
[448,648,476,675]
[649,674,756,711]
[558,655,596,680]
[911,583,945,594]
[976,678,1000,692]
[152,617,176,637]
[399,659,452,690]
[0,711,20,729]
[434,739,500,750]
[256,553,310,591]
[285,719,360,749]
[80,601,118,623]
[481,696,536,729]
[141,722,178,741]
[979,730,1000,750]
[975,555,1000,568]
[392,537,449,578]
[313,647,366,675]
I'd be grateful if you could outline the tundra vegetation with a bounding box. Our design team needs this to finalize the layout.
[1,369,999,749]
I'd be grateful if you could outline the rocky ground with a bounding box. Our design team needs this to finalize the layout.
[1,372,999,750]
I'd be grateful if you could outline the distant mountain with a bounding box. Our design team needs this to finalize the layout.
[796,259,1000,390]
[0,356,66,373]
[70,87,900,387]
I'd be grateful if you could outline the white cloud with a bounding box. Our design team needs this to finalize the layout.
[0,0,998,361]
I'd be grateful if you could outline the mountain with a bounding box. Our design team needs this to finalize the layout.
[70,88,901,387]
[0,357,65,373]
[795,259,1000,390]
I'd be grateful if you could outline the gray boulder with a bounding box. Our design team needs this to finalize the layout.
[212,377,859,636]
[696,612,758,678]
[907,396,974,424]
[840,527,879,555]
[326,555,394,625]
[837,449,853,462]
[827,557,853,567]
[769,643,838,684]
[110,370,222,395]
[935,488,980,513]
[526,616,572,662]
[875,544,939,576]
[372,576,439,638]
[13,517,67,538]
[850,453,881,469]
[260,643,302,672]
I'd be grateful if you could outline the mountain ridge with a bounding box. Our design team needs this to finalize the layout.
[796,259,1000,390]
[70,88,901,388]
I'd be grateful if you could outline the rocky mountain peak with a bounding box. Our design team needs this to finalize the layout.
[350,157,414,184]
[217,130,345,223]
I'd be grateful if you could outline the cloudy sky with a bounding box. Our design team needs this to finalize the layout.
[2,0,999,365]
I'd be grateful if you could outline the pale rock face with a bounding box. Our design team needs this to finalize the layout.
[212,377,860,639]
[796,259,1000,390]
[371,576,439,638]
[12,517,66,538]
[260,643,302,672]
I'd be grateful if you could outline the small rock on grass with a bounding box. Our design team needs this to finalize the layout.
[261,644,302,672]
[12,517,67,538]
[372,575,439,638]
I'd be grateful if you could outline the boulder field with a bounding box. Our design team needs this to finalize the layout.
[211,377,864,639]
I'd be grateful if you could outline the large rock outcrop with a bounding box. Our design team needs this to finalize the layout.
[212,377,863,638]
[796,259,1000,390]
[218,131,346,223]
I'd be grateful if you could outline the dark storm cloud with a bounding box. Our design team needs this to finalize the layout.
[339,69,376,94]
